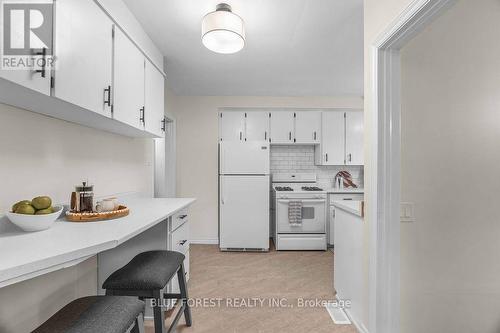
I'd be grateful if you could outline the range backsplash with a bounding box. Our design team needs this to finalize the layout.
[270,145,364,188]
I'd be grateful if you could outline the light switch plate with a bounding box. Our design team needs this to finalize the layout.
[400,202,415,223]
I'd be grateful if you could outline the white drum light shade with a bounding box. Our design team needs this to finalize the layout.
[202,4,245,54]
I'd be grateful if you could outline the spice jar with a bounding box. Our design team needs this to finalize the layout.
[74,182,94,212]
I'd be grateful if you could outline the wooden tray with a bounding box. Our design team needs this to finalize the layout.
[65,205,129,222]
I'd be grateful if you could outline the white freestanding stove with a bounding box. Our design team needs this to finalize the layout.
[271,173,327,251]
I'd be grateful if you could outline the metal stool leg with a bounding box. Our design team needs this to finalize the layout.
[177,263,192,327]
[153,290,166,333]
[131,312,145,333]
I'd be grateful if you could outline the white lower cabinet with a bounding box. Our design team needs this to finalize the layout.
[169,212,190,297]
[328,193,364,246]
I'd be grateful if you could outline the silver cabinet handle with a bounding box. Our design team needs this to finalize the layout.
[326,153,328,162]
[265,131,267,141]
[178,214,188,220]
[104,85,112,107]
[179,240,187,245]
[240,131,242,141]
[348,153,352,162]
[289,132,292,141]
[314,131,317,141]
[34,47,47,78]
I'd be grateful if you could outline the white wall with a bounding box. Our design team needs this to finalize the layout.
[0,102,154,333]
[400,1,500,332]
[170,95,363,243]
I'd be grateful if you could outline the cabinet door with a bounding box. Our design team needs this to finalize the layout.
[113,28,145,129]
[270,111,294,144]
[0,68,51,95]
[321,111,345,165]
[0,0,53,95]
[295,111,321,144]
[245,112,269,141]
[144,60,165,137]
[54,0,113,116]
[219,112,245,142]
[345,111,364,165]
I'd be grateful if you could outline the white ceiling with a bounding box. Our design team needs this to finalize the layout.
[123,0,364,96]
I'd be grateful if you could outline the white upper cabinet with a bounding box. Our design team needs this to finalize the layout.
[113,27,145,130]
[270,111,295,144]
[219,112,245,142]
[345,111,364,165]
[245,112,270,142]
[295,111,321,144]
[54,0,113,117]
[144,60,165,137]
[0,56,52,96]
[316,111,345,165]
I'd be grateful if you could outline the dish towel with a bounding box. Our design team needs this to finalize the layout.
[288,201,303,226]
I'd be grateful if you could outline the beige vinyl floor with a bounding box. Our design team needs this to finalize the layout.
[145,244,357,333]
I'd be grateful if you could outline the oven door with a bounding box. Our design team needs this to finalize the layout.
[276,198,326,233]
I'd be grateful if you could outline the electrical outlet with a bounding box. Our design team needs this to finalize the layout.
[400,202,415,223]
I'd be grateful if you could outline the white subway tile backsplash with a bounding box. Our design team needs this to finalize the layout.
[270,145,364,188]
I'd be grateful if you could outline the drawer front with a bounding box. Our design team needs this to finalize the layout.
[329,193,364,205]
[170,251,189,293]
[171,220,189,254]
[172,208,189,231]
[276,234,327,251]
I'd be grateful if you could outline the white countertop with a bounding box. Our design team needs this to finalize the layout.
[0,196,195,288]
[333,200,364,217]
[324,187,364,194]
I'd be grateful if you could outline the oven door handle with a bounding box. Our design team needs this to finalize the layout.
[277,199,326,204]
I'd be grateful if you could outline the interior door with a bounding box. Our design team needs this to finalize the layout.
[113,28,145,129]
[295,111,321,144]
[219,175,270,249]
[345,111,364,165]
[144,60,165,137]
[219,111,245,142]
[321,111,345,165]
[245,111,270,141]
[270,111,294,144]
[54,0,113,116]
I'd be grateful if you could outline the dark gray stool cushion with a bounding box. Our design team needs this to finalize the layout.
[103,250,185,290]
[32,296,144,333]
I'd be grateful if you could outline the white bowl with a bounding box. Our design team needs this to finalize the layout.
[6,206,63,232]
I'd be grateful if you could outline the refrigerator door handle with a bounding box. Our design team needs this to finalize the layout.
[220,144,225,174]
[220,180,225,205]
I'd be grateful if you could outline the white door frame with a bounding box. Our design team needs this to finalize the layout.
[369,0,456,332]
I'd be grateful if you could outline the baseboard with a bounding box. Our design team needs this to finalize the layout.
[344,308,369,333]
[190,239,219,245]
[335,295,369,333]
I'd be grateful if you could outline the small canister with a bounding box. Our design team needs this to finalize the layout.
[74,182,94,212]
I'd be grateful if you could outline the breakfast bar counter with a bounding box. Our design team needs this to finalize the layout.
[0,196,196,288]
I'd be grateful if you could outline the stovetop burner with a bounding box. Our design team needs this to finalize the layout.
[275,186,294,191]
[301,186,324,191]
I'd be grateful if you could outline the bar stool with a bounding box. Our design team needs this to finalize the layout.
[32,296,145,333]
[102,250,192,333]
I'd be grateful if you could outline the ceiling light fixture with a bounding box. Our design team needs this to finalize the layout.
[202,3,245,54]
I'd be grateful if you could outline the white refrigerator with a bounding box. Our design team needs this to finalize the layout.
[219,141,270,251]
